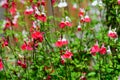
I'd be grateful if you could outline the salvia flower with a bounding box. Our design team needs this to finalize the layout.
[90,42,100,56]
[31,31,44,42]
[21,41,33,51]
[17,60,27,69]
[35,13,47,22]
[78,8,85,17]
[12,12,20,27]
[84,15,91,23]
[77,23,82,31]
[118,0,120,5]
[59,20,66,28]
[0,0,8,9]
[24,6,34,15]
[41,0,46,6]
[61,50,73,59]
[51,0,56,5]
[9,2,17,16]
[0,59,3,71]
[55,37,68,47]
[108,28,118,39]
[58,0,67,8]
[72,3,78,10]
[3,18,11,30]
[99,44,106,55]
[65,16,72,27]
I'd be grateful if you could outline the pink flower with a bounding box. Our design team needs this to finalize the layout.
[61,50,73,59]
[108,28,118,39]
[32,31,44,42]
[118,0,120,5]
[99,44,106,55]
[79,8,85,17]
[59,21,66,28]
[90,42,100,56]
[84,15,91,23]
[0,59,3,71]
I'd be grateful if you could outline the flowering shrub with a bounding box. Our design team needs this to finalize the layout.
[0,0,120,80]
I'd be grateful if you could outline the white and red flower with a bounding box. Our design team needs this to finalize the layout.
[24,6,34,15]
[84,15,91,23]
[108,28,118,39]
[78,8,85,17]
[55,38,68,47]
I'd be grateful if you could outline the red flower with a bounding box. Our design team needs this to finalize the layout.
[21,63,27,69]
[55,40,63,47]
[46,75,51,80]
[21,42,33,51]
[65,21,72,27]
[78,8,85,17]
[108,29,118,39]
[0,0,8,9]
[0,59,3,71]
[59,21,66,28]
[84,15,91,23]
[41,0,46,6]
[55,38,68,47]
[61,50,73,59]
[17,60,22,66]
[35,13,47,22]
[99,44,106,55]
[9,2,17,16]
[4,18,11,30]
[2,40,8,48]
[32,31,44,42]
[90,42,100,56]
[51,0,56,5]
[80,17,85,23]
[60,59,65,65]
[9,7,16,16]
